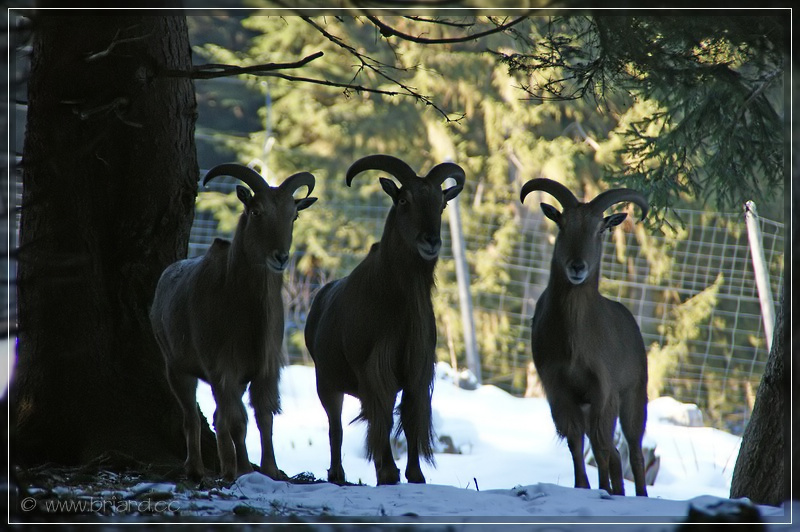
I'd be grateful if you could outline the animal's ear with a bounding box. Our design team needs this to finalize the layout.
[295,197,317,212]
[236,185,252,209]
[540,203,562,226]
[602,212,627,231]
[442,185,463,203]
[379,177,400,202]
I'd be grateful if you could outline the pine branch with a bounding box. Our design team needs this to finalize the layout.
[402,16,475,28]
[365,15,529,45]
[302,17,401,73]
[353,0,460,7]
[163,51,324,80]
[258,72,407,99]
[302,16,461,122]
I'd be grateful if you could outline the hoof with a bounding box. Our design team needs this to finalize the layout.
[376,466,400,486]
[185,462,204,483]
[406,465,426,484]
[237,463,255,477]
[327,467,346,485]
[262,468,289,481]
[221,467,237,483]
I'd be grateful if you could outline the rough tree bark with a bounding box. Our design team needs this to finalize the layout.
[12,13,217,470]
[791,68,797,504]
[792,135,797,503]
[729,57,793,504]
[729,292,788,506]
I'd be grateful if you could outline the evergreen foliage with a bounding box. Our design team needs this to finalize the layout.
[187,14,785,431]
[492,15,786,222]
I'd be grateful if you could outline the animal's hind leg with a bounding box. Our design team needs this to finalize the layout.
[608,438,624,495]
[316,381,345,484]
[399,388,433,484]
[165,368,204,481]
[620,389,649,496]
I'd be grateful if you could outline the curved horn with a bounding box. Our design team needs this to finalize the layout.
[345,154,416,188]
[426,162,466,192]
[588,188,649,220]
[519,178,580,209]
[278,171,315,198]
[203,163,270,195]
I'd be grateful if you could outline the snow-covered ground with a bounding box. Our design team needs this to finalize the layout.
[218,363,736,498]
[4,339,792,525]
[190,362,790,523]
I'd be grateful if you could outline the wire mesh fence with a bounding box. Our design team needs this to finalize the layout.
[189,183,784,435]
[5,169,781,436]
[485,204,784,435]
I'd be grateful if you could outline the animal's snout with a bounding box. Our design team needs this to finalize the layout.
[566,259,588,285]
[267,250,290,273]
[417,234,442,260]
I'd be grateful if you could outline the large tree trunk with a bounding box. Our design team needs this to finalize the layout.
[729,292,788,505]
[729,51,794,504]
[792,131,798,503]
[12,14,217,469]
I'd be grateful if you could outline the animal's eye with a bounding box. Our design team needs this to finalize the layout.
[398,198,408,206]
[250,209,261,217]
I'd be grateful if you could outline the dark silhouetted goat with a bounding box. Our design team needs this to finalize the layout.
[304,154,465,485]
[520,178,649,497]
[150,163,316,482]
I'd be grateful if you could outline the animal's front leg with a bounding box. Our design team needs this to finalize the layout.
[375,441,400,486]
[567,433,590,489]
[229,383,254,478]
[549,392,590,489]
[211,383,248,482]
[399,388,433,484]
[358,364,400,486]
[250,375,288,481]
[364,395,400,485]
[404,444,425,484]
[588,403,623,496]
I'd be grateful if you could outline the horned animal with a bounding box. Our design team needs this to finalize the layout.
[150,163,316,482]
[304,154,465,486]
[520,178,649,497]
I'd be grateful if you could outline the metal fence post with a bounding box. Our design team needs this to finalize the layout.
[744,201,776,351]
[447,194,481,383]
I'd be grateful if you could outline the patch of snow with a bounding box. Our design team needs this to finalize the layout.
[129,482,177,496]
[648,396,705,427]
[186,363,790,524]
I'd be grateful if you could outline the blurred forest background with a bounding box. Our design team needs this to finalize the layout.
[181,14,785,436]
